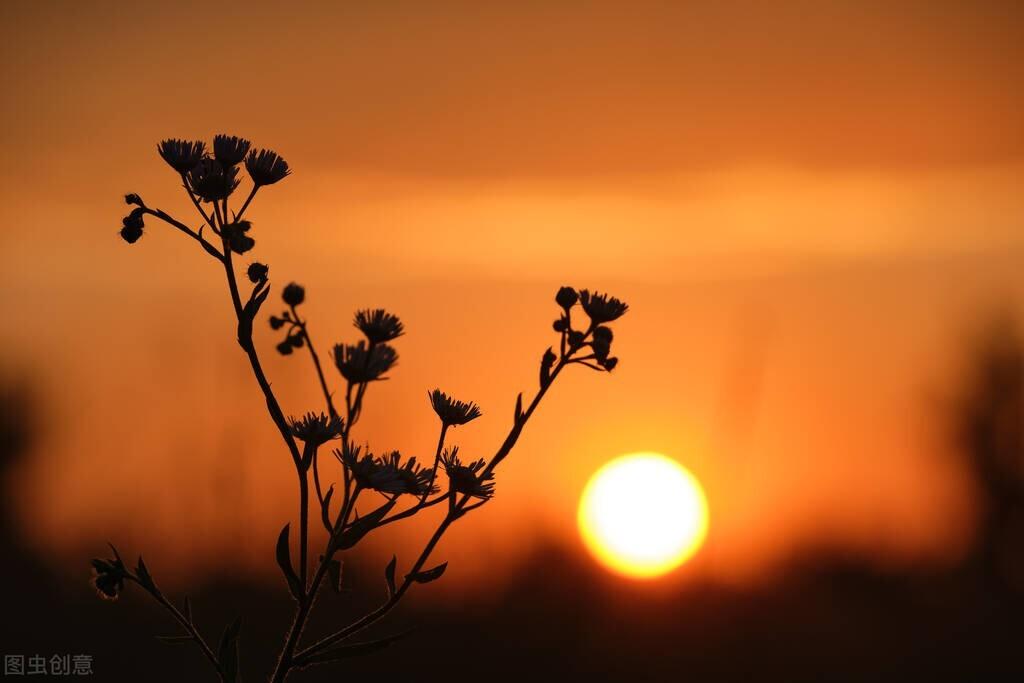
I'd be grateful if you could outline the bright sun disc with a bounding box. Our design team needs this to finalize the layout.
[578,452,708,579]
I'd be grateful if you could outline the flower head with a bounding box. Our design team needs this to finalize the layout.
[90,556,127,600]
[440,447,494,500]
[379,451,437,496]
[333,341,398,383]
[124,193,143,207]
[337,445,431,495]
[579,290,628,325]
[157,139,206,174]
[246,148,290,186]
[429,390,482,428]
[282,282,305,307]
[354,309,404,344]
[186,158,240,203]
[289,412,344,446]
[213,134,252,167]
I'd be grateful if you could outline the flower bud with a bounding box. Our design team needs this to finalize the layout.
[119,225,143,244]
[269,315,285,330]
[276,340,294,355]
[247,262,269,284]
[553,318,568,332]
[556,286,578,310]
[282,282,305,307]
[124,193,143,206]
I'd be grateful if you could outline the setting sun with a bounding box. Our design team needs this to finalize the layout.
[578,453,709,579]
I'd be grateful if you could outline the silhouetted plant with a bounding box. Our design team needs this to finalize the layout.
[94,134,627,682]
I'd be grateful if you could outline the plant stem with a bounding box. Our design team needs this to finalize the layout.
[134,579,225,682]
[295,355,572,663]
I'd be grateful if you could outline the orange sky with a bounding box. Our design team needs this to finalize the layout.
[1,1,1023,593]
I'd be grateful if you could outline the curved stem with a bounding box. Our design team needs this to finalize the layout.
[132,578,225,682]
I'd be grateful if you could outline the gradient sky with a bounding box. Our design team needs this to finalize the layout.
[1,1,1022,593]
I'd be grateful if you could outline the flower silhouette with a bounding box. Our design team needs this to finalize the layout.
[354,309,404,344]
[429,389,482,427]
[213,134,252,167]
[333,342,398,382]
[246,148,291,186]
[440,447,495,500]
[157,138,206,174]
[186,158,240,203]
[289,412,344,446]
[579,289,628,324]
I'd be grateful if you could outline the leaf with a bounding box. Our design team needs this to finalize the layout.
[299,630,414,666]
[136,555,159,595]
[155,635,193,645]
[406,561,447,585]
[218,616,242,683]
[514,393,524,423]
[385,555,397,597]
[183,596,193,622]
[334,499,396,551]
[275,524,304,600]
[539,347,556,389]
[320,485,335,532]
[327,559,343,593]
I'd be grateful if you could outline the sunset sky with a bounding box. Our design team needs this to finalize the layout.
[1,1,1023,594]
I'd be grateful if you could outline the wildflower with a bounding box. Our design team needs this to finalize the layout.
[556,286,578,310]
[333,342,398,383]
[282,283,305,307]
[222,220,255,254]
[440,447,495,500]
[579,290,628,324]
[186,158,240,203]
[337,445,404,494]
[269,315,286,330]
[157,138,206,174]
[378,451,437,496]
[90,557,127,600]
[247,262,269,284]
[289,412,343,446]
[354,309,404,344]
[213,134,251,167]
[429,390,482,427]
[246,148,290,187]
[124,193,143,206]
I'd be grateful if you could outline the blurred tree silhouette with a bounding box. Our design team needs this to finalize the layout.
[954,315,1024,594]
[96,135,627,682]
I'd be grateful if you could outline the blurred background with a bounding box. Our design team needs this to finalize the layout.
[1,1,1022,680]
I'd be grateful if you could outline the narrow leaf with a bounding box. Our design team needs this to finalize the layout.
[385,555,397,597]
[299,630,414,666]
[334,499,396,551]
[327,559,343,593]
[320,485,335,532]
[406,561,448,585]
[136,555,159,594]
[514,393,524,423]
[275,524,304,600]
[218,616,242,683]
[155,635,193,645]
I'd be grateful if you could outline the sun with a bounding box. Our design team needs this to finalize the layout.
[578,452,709,579]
